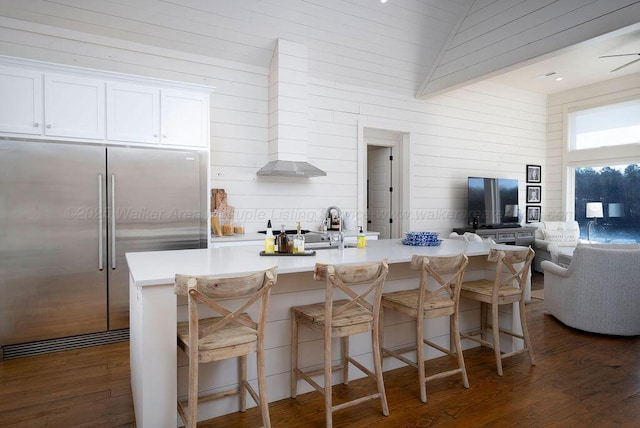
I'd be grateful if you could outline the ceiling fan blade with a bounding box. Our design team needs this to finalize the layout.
[600,53,640,58]
[611,57,640,72]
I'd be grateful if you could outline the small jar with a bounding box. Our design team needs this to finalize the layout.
[222,220,234,236]
[233,223,245,235]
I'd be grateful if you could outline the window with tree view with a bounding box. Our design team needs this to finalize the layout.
[569,98,640,243]
[575,165,640,243]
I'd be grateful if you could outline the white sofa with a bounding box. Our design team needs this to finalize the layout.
[531,221,581,272]
[542,243,640,336]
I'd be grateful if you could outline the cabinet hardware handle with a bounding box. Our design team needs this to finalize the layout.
[111,174,116,270]
[34,123,40,127]
[46,124,52,129]
[98,174,104,271]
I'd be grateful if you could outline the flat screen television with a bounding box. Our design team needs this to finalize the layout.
[467,177,520,228]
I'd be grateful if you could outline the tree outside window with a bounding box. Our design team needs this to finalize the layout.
[574,164,640,243]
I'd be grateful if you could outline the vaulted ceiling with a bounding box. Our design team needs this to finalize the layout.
[417,0,640,97]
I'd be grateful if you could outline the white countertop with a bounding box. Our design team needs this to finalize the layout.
[126,238,508,286]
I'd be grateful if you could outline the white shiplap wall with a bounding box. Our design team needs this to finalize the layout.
[546,72,640,221]
[0,1,546,235]
[418,0,640,97]
[0,0,471,96]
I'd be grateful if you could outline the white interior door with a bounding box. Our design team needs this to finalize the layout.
[368,145,393,239]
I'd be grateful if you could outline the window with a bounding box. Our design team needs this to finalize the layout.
[574,164,640,243]
[569,99,640,150]
[568,98,640,243]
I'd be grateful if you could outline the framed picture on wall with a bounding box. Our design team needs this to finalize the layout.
[526,164,541,183]
[526,205,541,223]
[526,185,541,203]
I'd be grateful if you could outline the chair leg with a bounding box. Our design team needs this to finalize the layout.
[342,336,349,385]
[416,316,427,403]
[187,353,198,428]
[324,328,333,428]
[372,320,389,416]
[491,303,503,376]
[256,345,272,428]
[451,314,469,388]
[480,302,488,341]
[519,299,536,366]
[239,354,247,412]
[290,313,298,398]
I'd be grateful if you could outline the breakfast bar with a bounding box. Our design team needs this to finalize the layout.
[126,239,530,427]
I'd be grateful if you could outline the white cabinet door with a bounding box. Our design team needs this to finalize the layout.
[161,90,209,148]
[0,67,43,135]
[44,74,105,140]
[107,82,160,144]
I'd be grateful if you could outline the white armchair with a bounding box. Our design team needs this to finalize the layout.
[448,232,496,244]
[531,221,581,272]
[542,243,640,336]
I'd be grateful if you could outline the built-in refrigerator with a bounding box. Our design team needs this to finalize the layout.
[0,139,206,357]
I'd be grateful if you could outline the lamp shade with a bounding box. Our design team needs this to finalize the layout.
[586,202,604,218]
[609,203,624,218]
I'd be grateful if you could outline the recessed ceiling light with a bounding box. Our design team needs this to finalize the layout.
[380,0,388,3]
[533,71,557,80]
[555,77,563,81]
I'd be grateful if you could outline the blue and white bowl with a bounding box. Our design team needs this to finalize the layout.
[402,231,442,246]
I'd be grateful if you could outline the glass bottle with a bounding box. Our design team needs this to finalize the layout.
[357,226,366,248]
[277,224,289,253]
[264,220,275,254]
[294,222,305,253]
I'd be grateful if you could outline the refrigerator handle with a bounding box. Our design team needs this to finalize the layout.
[98,174,104,271]
[111,174,116,270]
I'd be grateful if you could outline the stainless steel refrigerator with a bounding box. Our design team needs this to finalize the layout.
[0,140,205,353]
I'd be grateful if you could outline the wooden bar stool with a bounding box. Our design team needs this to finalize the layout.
[460,247,535,376]
[290,260,389,428]
[380,253,470,403]
[174,267,277,428]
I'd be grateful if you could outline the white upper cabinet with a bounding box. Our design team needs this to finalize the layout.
[44,74,105,140]
[106,84,210,148]
[107,82,160,144]
[0,58,212,149]
[0,67,43,135]
[161,90,210,148]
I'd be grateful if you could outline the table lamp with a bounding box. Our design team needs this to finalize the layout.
[586,202,603,241]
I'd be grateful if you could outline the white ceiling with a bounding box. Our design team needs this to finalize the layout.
[487,26,640,95]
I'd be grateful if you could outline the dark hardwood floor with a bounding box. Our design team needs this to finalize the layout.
[1,272,639,427]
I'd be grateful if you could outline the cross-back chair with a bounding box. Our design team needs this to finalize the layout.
[290,260,389,428]
[380,253,470,403]
[460,247,535,376]
[174,267,277,428]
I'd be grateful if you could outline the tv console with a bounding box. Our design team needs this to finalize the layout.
[453,226,536,246]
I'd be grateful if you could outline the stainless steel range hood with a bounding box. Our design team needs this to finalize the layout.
[257,160,326,177]
[257,39,326,178]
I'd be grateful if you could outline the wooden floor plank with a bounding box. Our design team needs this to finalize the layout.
[1,272,639,427]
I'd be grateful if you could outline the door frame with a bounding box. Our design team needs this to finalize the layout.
[357,121,411,238]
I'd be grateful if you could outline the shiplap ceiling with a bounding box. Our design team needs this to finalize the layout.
[486,25,640,95]
[416,0,640,98]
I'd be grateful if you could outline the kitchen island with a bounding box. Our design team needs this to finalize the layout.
[126,239,530,427]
